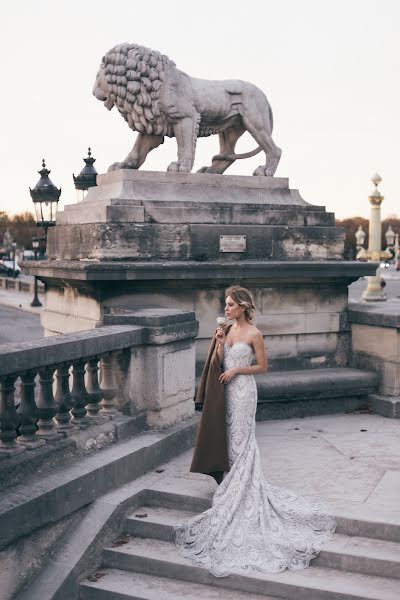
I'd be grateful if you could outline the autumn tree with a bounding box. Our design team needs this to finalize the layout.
[0,211,42,251]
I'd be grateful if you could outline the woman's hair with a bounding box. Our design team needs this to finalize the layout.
[225,285,256,321]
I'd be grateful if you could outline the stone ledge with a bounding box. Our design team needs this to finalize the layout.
[103,307,196,327]
[102,308,199,345]
[257,368,379,401]
[349,300,400,328]
[95,169,291,190]
[255,367,379,420]
[23,260,378,286]
[0,325,143,377]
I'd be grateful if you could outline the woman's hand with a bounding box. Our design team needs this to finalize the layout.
[215,327,227,346]
[219,368,238,384]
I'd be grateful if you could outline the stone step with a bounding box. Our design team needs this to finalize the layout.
[256,368,379,420]
[79,568,278,600]
[142,488,400,543]
[335,511,400,544]
[125,505,197,542]
[102,537,400,600]
[125,505,400,580]
[314,533,400,579]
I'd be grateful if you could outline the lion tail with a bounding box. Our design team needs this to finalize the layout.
[212,145,262,162]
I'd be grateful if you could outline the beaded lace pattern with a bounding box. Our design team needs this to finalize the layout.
[175,342,336,577]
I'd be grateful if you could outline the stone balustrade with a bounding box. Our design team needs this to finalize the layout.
[0,277,44,294]
[0,308,198,459]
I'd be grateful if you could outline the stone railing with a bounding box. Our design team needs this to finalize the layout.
[0,277,44,294]
[0,308,198,459]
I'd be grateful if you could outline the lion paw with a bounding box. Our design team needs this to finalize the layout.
[252,165,274,177]
[108,162,124,172]
[108,159,139,172]
[167,160,191,173]
[196,166,209,173]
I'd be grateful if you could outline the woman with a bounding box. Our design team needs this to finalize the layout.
[175,285,336,577]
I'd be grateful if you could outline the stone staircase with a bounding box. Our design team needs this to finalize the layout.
[80,489,400,600]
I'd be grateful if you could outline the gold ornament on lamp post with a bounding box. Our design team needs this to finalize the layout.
[361,173,391,302]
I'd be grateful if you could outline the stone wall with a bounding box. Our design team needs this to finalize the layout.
[349,301,400,417]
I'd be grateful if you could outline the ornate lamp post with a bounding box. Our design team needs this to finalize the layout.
[385,225,395,257]
[355,225,366,260]
[11,241,17,278]
[362,173,391,302]
[73,148,98,202]
[30,236,42,307]
[29,159,61,239]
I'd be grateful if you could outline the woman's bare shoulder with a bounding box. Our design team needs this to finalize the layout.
[248,325,264,343]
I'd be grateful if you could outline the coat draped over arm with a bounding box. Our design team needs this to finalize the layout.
[190,330,230,475]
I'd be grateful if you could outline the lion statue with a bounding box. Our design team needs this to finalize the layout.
[93,43,281,176]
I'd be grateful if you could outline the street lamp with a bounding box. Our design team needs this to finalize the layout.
[30,236,42,307]
[385,225,395,254]
[73,148,98,202]
[29,159,61,238]
[362,173,391,302]
[11,241,17,278]
[355,225,366,260]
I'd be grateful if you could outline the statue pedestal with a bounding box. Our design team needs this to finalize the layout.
[25,170,376,372]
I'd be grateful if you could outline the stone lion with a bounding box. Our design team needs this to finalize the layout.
[93,43,281,176]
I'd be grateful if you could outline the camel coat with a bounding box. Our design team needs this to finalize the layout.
[190,330,231,475]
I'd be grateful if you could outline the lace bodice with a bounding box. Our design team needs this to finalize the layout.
[175,338,336,577]
[223,342,254,370]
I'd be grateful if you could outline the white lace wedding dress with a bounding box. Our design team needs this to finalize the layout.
[175,342,336,577]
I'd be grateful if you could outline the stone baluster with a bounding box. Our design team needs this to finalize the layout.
[36,367,62,440]
[70,361,89,429]
[54,364,75,435]
[85,358,105,422]
[100,353,118,418]
[17,371,45,449]
[0,376,25,456]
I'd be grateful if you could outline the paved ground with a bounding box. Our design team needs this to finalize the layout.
[154,413,400,516]
[0,305,43,344]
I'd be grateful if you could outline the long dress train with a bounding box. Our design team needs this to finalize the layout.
[175,342,336,577]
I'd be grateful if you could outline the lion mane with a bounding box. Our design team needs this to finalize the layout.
[100,43,175,137]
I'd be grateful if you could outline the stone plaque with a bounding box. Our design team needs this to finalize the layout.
[219,235,246,253]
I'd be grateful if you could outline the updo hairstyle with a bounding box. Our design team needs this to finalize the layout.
[225,286,255,321]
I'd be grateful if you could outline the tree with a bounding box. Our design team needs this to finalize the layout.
[0,211,42,251]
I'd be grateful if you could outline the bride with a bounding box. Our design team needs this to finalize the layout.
[175,285,336,577]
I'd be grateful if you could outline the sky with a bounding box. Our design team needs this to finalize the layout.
[1,0,399,219]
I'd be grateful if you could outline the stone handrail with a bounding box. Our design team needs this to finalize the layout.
[0,309,198,458]
[0,277,44,294]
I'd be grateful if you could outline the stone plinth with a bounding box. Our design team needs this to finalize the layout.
[48,170,343,262]
[23,170,377,373]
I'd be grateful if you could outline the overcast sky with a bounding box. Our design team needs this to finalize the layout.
[1,0,398,219]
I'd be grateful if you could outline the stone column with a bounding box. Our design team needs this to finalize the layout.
[103,308,198,429]
[362,173,386,302]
